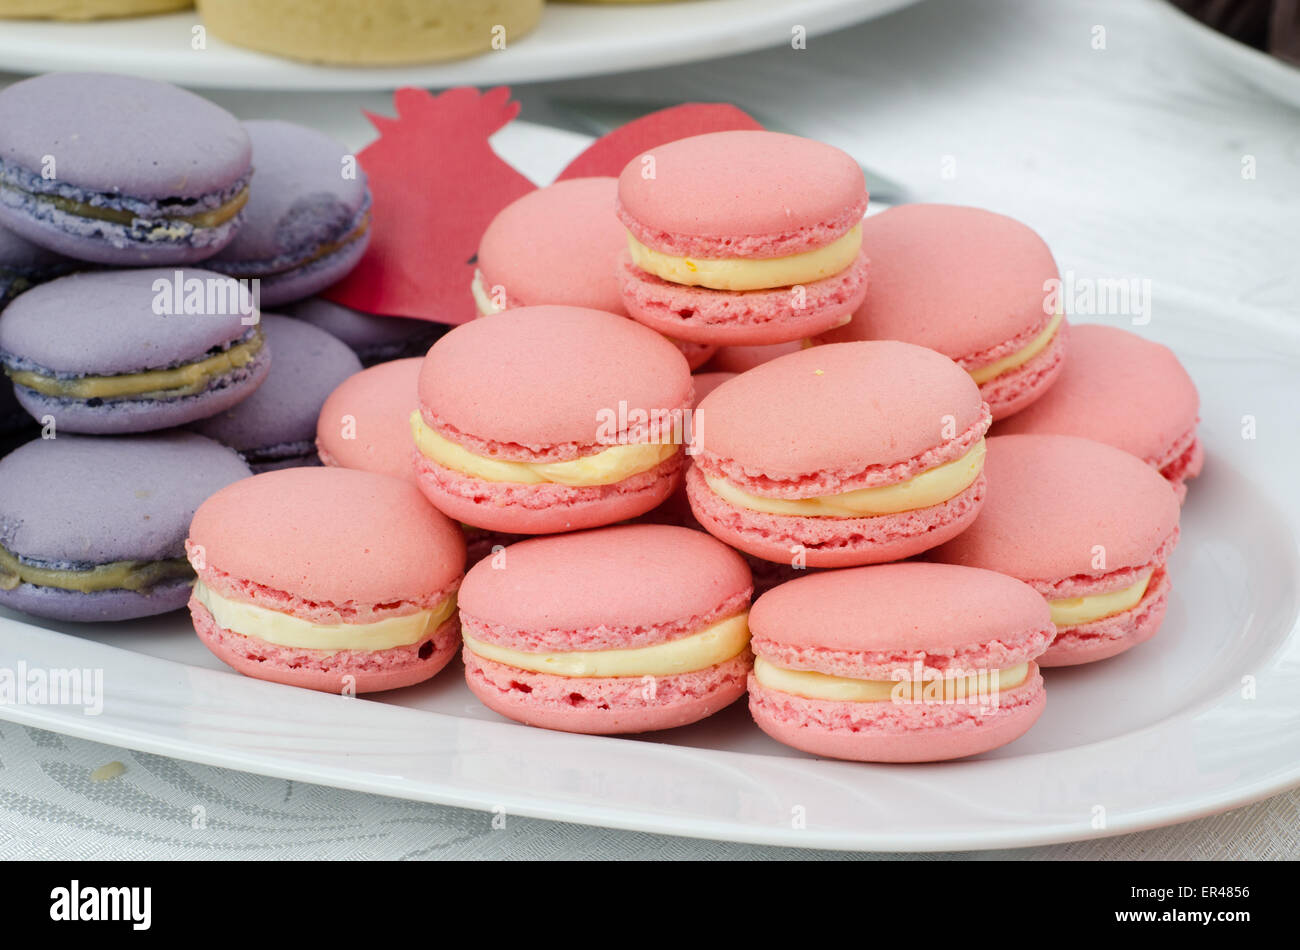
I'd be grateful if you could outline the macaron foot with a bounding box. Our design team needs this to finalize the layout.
[619,250,869,346]
[1038,570,1171,667]
[748,666,1046,763]
[0,575,195,624]
[686,464,987,568]
[191,597,461,693]
[977,319,1069,421]
[414,451,684,535]
[463,649,751,735]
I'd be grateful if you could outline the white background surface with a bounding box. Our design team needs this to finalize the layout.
[1,0,1298,859]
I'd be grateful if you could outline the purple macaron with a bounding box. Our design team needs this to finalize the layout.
[0,431,251,623]
[191,312,361,470]
[1,224,78,305]
[206,120,371,307]
[283,297,445,365]
[0,73,252,266]
[0,269,271,435]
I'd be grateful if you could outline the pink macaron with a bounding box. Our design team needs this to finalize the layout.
[617,130,869,346]
[814,204,1067,421]
[186,467,466,693]
[412,305,692,534]
[316,357,421,482]
[703,340,803,374]
[459,524,753,734]
[994,324,1202,501]
[748,563,1054,762]
[687,341,992,567]
[930,434,1181,667]
[473,177,714,369]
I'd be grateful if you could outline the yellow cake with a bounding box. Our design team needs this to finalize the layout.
[0,0,190,18]
[195,0,544,65]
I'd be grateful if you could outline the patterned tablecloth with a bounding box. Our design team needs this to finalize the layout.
[2,0,1297,859]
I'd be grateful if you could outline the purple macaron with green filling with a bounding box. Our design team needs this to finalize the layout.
[1,224,77,305]
[191,312,361,471]
[0,268,271,434]
[206,120,371,306]
[283,297,445,365]
[0,431,251,623]
[0,73,251,266]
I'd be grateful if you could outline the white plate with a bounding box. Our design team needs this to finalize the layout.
[1,300,1296,851]
[1159,0,1300,110]
[0,114,1297,851]
[0,0,922,91]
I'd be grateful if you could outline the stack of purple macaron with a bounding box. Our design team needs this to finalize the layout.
[0,72,440,625]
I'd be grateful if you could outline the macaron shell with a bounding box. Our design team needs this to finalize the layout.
[617,130,867,257]
[0,72,250,200]
[619,248,869,345]
[977,317,1068,421]
[187,466,465,607]
[994,323,1201,468]
[211,120,369,268]
[928,434,1181,582]
[414,449,684,535]
[748,666,1045,762]
[316,357,421,482]
[419,306,691,450]
[0,269,255,375]
[191,313,362,456]
[704,341,803,374]
[686,463,987,568]
[0,575,195,624]
[1038,568,1171,667]
[0,431,251,564]
[458,523,751,645]
[817,203,1060,361]
[193,600,460,693]
[478,177,627,315]
[749,561,1054,668]
[250,235,371,308]
[284,297,444,358]
[695,341,986,479]
[464,648,750,735]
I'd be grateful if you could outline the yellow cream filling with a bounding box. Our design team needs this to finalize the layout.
[0,544,192,593]
[753,655,1029,703]
[1048,570,1152,627]
[471,269,502,316]
[705,439,985,518]
[968,312,1063,385]
[6,329,264,400]
[462,611,750,677]
[28,185,251,230]
[192,580,457,652]
[410,411,678,488]
[626,224,862,292]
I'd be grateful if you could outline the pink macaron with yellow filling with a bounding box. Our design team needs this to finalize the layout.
[687,341,991,567]
[617,130,869,346]
[186,466,465,693]
[412,305,692,535]
[993,324,1202,501]
[814,204,1067,420]
[459,525,753,734]
[930,434,1180,667]
[316,357,421,482]
[748,563,1054,762]
[473,177,714,369]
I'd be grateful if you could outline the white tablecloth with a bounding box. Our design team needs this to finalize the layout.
[1,0,1297,859]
